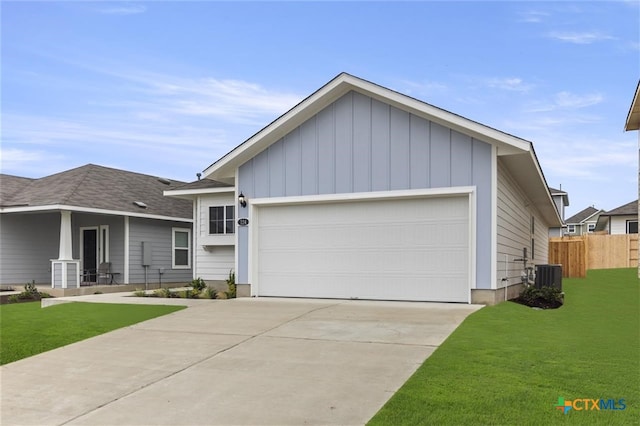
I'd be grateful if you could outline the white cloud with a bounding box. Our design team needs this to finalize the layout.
[98,4,146,15]
[525,91,603,113]
[486,77,533,93]
[547,31,615,44]
[519,10,549,23]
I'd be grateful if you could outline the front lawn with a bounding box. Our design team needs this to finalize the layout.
[369,268,639,425]
[0,302,185,365]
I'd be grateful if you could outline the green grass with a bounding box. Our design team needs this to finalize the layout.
[0,302,186,365]
[369,268,639,425]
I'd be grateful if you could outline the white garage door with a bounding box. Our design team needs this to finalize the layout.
[254,195,470,303]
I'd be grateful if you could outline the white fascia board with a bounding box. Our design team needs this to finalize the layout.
[164,187,235,198]
[250,186,475,207]
[0,204,193,223]
[204,73,531,180]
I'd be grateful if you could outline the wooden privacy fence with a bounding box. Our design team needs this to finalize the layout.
[549,234,639,278]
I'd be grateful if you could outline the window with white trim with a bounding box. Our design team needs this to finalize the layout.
[172,228,191,269]
[627,220,638,234]
[567,224,576,234]
[209,206,235,234]
[587,223,596,233]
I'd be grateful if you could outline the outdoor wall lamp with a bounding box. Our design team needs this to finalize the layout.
[238,192,247,208]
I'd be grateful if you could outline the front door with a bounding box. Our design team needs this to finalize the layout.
[82,228,98,282]
[81,225,109,283]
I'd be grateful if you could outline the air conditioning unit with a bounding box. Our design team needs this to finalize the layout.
[534,264,562,290]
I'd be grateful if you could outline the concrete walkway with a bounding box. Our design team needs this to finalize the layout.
[1,293,482,425]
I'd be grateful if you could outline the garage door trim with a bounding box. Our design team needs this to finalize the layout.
[248,187,476,302]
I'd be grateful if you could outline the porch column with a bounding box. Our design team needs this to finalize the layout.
[59,210,73,260]
[51,210,80,289]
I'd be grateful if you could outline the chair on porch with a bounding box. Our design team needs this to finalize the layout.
[97,262,112,284]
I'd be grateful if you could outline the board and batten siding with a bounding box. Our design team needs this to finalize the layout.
[496,158,550,286]
[128,217,193,284]
[237,90,493,288]
[0,212,59,285]
[195,193,235,280]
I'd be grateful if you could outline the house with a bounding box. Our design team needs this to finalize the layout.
[625,80,640,277]
[564,206,603,235]
[163,178,235,291]
[595,200,638,234]
[0,164,194,291]
[172,73,562,305]
[549,186,569,237]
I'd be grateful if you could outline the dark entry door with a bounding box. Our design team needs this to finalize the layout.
[83,229,98,282]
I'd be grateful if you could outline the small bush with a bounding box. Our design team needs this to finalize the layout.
[202,287,218,299]
[514,285,563,309]
[154,287,174,298]
[190,277,207,292]
[7,281,51,303]
[225,270,236,299]
[133,289,147,297]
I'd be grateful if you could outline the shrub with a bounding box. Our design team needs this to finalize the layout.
[202,286,218,299]
[7,281,51,303]
[154,287,174,298]
[225,270,236,299]
[133,289,147,297]
[190,277,207,292]
[515,285,563,309]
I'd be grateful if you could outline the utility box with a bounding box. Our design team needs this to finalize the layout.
[535,264,562,290]
[142,242,152,267]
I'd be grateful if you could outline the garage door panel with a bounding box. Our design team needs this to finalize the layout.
[255,195,470,303]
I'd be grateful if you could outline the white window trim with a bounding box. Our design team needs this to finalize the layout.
[587,223,596,233]
[172,227,191,269]
[209,205,235,235]
[567,224,576,234]
[627,220,638,234]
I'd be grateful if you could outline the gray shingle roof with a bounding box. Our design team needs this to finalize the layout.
[171,179,232,191]
[0,164,192,219]
[565,206,602,224]
[601,200,638,216]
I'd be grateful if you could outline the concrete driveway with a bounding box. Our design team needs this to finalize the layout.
[1,296,481,425]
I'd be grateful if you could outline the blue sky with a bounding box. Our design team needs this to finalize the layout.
[1,1,639,217]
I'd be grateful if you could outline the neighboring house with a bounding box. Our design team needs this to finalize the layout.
[549,186,569,237]
[564,206,603,235]
[595,200,638,234]
[163,178,235,288]
[183,73,561,305]
[625,80,640,277]
[0,164,194,289]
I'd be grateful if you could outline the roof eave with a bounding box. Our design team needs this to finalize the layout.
[0,204,193,222]
[625,80,640,131]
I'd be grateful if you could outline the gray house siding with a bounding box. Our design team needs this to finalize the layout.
[237,91,493,288]
[0,212,59,285]
[497,158,550,286]
[128,217,193,284]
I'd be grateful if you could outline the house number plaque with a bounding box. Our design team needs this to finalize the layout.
[238,218,249,226]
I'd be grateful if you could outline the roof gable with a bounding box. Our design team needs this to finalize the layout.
[203,73,533,182]
[565,206,602,224]
[0,164,192,219]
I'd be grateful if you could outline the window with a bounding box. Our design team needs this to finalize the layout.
[209,206,235,234]
[587,223,596,233]
[627,220,638,234]
[567,224,576,234]
[172,228,191,269]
